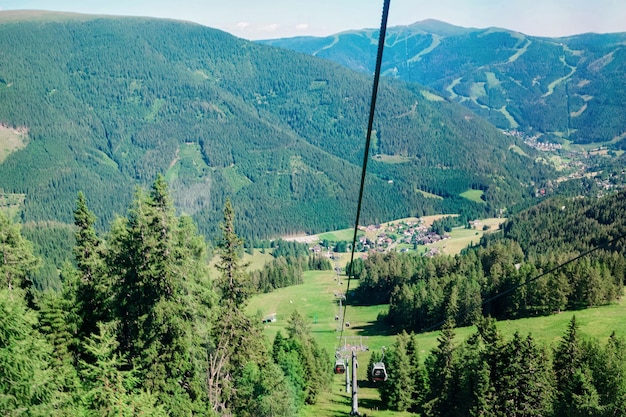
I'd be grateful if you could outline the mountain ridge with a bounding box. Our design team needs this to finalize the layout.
[260,20,626,145]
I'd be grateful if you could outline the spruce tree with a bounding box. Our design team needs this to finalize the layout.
[79,322,166,417]
[554,316,603,416]
[380,332,414,411]
[0,288,55,414]
[0,211,39,293]
[73,191,110,341]
[209,199,272,414]
[423,319,458,417]
[108,176,208,416]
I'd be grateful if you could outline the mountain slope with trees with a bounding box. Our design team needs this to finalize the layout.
[262,19,626,145]
[0,12,549,243]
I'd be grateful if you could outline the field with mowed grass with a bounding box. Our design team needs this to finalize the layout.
[247,268,626,416]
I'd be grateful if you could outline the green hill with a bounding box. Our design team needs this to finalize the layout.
[262,20,626,145]
[0,12,551,244]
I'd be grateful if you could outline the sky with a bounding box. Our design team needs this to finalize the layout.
[0,0,625,40]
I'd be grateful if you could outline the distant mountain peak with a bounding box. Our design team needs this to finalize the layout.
[405,19,475,36]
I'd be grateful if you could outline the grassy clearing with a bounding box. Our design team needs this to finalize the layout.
[0,192,25,219]
[318,228,363,242]
[497,105,519,129]
[222,165,252,193]
[372,154,412,164]
[416,188,443,199]
[420,90,445,102]
[460,189,485,204]
[417,218,506,255]
[165,142,209,182]
[0,124,27,163]
[509,144,528,157]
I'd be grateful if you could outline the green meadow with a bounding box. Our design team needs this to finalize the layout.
[247,269,626,416]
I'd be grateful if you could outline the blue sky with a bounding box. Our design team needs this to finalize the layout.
[0,0,624,39]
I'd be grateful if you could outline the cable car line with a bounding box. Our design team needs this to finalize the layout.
[340,0,391,345]
[333,1,390,415]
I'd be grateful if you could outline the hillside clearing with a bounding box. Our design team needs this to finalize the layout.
[0,124,27,163]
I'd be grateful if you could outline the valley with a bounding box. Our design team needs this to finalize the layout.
[0,10,626,417]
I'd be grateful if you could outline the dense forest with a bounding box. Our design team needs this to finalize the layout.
[375,317,626,416]
[0,177,329,416]
[351,190,626,331]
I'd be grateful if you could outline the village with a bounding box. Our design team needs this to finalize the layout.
[306,217,453,257]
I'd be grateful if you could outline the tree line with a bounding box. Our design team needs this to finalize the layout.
[351,190,626,331]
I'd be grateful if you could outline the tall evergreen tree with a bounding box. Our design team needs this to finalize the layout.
[554,316,603,416]
[0,288,54,415]
[108,176,208,416]
[209,199,273,415]
[0,211,39,293]
[380,332,415,411]
[423,319,458,417]
[79,321,166,417]
[215,198,251,306]
[73,191,110,342]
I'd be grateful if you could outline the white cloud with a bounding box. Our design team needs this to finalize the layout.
[295,23,309,31]
[259,23,279,32]
[236,21,250,29]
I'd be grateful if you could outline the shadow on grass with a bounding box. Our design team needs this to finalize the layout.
[350,320,397,337]
[358,397,388,415]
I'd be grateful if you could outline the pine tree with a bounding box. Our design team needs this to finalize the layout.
[0,288,55,415]
[36,290,84,414]
[0,211,39,293]
[423,319,458,417]
[215,198,251,306]
[407,332,427,413]
[79,321,166,417]
[554,316,603,416]
[209,199,266,414]
[107,176,208,416]
[494,332,554,417]
[380,331,414,411]
[73,192,110,341]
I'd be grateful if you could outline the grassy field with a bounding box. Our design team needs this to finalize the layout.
[246,265,626,416]
[318,228,363,242]
[0,124,27,163]
[0,192,25,219]
[460,189,485,204]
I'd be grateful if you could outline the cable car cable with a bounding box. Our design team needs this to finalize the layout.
[339,0,391,346]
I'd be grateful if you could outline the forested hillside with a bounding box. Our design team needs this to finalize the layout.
[262,19,626,145]
[0,12,548,239]
[352,190,626,331]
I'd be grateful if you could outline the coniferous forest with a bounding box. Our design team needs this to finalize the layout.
[1,177,329,416]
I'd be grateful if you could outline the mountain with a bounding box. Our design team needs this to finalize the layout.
[261,19,626,145]
[0,12,550,246]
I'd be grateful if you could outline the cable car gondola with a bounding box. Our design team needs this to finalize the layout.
[371,361,387,382]
[334,358,346,374]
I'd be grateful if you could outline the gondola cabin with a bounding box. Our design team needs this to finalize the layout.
[334,359,346,374]
[371,362,388,382]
